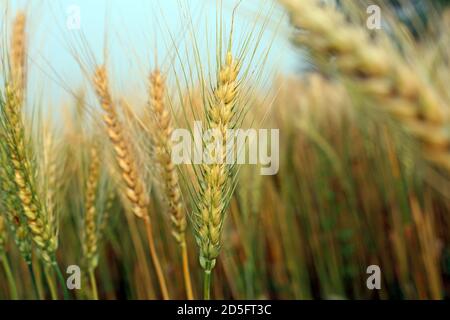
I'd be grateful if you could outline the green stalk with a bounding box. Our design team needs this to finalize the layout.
[44,267,58,300]
[203,270,212,300]
[27,263,41,299]
[89,269,99,300]
[1,252,18,299]
[53,261,70,300]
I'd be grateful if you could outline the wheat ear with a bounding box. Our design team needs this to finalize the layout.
[42,125,60,250]
[99,188,115,240]
[195,52,240,299]
[92,66,169,299]
[10,12,26,101]
[149,70,186,248]
[83,147,100,299]
[0,148,33,263]
[3,13,55,266]
[149,69,193,299]
[281,0,450,172]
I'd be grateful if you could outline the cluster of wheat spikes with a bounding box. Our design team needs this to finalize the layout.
[280,0,450,173]
[1,2,449,300]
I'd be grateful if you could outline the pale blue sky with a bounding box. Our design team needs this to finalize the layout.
[7,0,299,105]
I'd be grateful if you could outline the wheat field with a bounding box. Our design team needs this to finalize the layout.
[0,0,449,300]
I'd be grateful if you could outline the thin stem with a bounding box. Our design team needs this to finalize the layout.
[203,269,212,300]
[44,267,58,300]
[1,252,18,299]
[53,261,70,300]
[28,263,41,299]
[33,256,47,298]
[89,269,99,300]
[143,217,169,300]
[125,211,154,298]
[180,240,194,300]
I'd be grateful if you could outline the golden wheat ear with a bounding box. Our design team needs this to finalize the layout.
[149,70,185,235]
[93,66,149,219]
[148,68,193,299]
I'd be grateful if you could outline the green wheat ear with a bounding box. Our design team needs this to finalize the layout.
[0,12,55,266]
[195,51,240,273]
[0,138,33,264]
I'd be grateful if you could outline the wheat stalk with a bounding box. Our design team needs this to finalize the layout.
[281,0,450,172]
[148,69,193,299]
[92,65,169,299]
